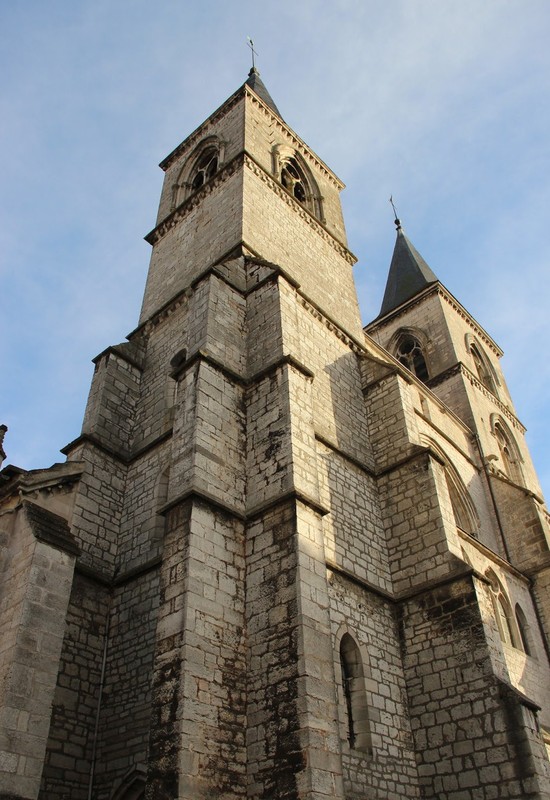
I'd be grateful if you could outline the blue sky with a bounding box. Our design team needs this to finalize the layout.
[2,1,550,499]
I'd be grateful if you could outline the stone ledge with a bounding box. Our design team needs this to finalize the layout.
[23,500,80,557]
[247,489,329,520]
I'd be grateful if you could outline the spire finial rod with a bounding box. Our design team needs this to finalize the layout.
[247,37,259,71]
[389,195,402,231]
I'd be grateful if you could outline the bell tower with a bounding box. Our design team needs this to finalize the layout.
[56,68,368,800]
[2,68,550,800]
[366,218,550,684]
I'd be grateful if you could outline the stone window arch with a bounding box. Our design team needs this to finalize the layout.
[272,145,323,220]
[339,633,372,753]
[391,329,430,382]
[491,416,523,485]
[172,137,225,207]
[466,335,499,396]
[515,603,534,656]
[111,767,146,799]
[486,570,520,649]
[190,146,219,191]
[420,436,480,537]
[446,469,480,538]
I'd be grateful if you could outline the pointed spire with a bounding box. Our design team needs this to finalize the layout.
[379,220,439,317]
[245,67,282,118]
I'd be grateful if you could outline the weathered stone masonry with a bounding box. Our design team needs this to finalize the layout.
[1,69,549,800]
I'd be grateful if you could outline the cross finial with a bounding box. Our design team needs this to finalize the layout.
[389,195,402,230]
[247,37,258,70]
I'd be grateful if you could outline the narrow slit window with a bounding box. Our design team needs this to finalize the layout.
[339,634,372,753]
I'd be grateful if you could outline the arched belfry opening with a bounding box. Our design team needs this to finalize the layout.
[390,328,430,382]
[172,136,225,208]
[272,144,323,221]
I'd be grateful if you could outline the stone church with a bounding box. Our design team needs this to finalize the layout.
[1,68,549,800]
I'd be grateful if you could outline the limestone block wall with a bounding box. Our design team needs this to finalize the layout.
[91,570,160,799]
[146,500,247,800]
[246,500,344,800]
[284,292,371,468]
[242,163,361,338]
[246,364,295,512]
[80,348,143,457]
[430,366,474,427]
[116,441,172,569]
[363,373,419,471]
[39,572,109,800]
[318,443,391,594]
[65,443,127,575]
[0,507,77,800]
[130,299,188,453]
[198,273,247,374]
[193,360,246,506]
[327,571,421,799]
[490,477,550,573]
[140,166,244,323]
[169,356,246,513]
[246,276,285,377]
[400,574,548,799]
[378,452,464,596]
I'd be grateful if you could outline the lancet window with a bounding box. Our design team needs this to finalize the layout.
[493,419,523,485]
[446,473,479,538]
[486,571,521,650]
[469,340,498,395]
[339,633,372,753]
[515,604,534,657]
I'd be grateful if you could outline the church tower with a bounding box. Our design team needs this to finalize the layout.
[1,70,550,800]
[366,218,550,646]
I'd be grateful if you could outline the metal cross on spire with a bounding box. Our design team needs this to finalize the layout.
[247,37,258,70]
[389,195,402,230]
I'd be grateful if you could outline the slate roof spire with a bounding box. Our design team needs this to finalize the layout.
[379,219,439,317]
[245,67,282,118]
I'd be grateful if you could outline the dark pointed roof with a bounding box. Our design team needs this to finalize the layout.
[379,225,438,316]
[245,67,282,118]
